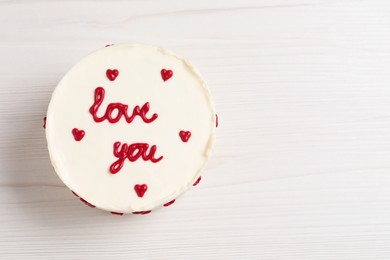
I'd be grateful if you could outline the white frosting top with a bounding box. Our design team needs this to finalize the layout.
[46,44,216,213]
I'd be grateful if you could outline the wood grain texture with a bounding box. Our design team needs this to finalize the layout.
[1,0,390,259]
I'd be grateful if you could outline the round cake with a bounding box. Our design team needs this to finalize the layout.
[46,44,216,214]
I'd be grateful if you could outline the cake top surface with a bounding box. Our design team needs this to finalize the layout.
[46,44,216,213]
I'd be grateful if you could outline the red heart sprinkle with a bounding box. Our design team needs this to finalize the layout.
[163,199,176,207]
[132,210,152,215]
[179,130,191,142]
[161,69,173,81]
[134,184,148,198]
[80,197,95,208]
[106,69,119,81]
[193,176,201,186]
[72,128,85,141]
[71,191,79,197]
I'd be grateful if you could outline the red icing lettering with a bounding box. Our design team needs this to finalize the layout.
[43,116,46,129]
[110,142,163,174]
[216,114,218,128]
[89,87,158,124]
[111,211,124,215]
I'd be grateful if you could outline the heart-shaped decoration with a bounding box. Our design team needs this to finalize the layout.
[193,176,201,186]
[163,199,176,207]
[179,130,191,142]
[132,210,152,215]
[134,184,148,198]
[106,69,119,81]
[72,128,85,141]
[80,197,95,208]
[161,69,173,81]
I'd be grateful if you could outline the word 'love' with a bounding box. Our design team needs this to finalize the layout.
[110,142,163,174]
[89,87,158,124]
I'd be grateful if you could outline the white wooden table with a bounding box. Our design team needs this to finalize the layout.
[1,0,390,259]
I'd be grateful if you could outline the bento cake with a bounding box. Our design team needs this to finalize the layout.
[46,44,216,214]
